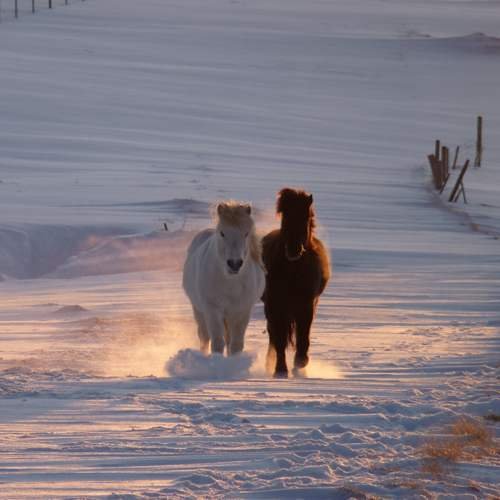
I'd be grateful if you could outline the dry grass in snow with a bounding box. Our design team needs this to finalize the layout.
[421,417,498,477]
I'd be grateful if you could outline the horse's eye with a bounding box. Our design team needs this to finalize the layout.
[220,231,225,238]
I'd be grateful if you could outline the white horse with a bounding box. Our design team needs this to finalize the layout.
[183,201,265,355]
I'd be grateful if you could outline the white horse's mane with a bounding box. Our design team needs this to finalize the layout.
[214,201,262,266]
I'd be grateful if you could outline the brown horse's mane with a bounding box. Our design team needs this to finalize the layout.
[276,187,316,236]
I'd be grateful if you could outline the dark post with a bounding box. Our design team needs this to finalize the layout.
[440,147,450,194]
[435,140,441,162]
[49,0,52,8]
[428,154,447,191]
[32,0,35,13]
[442,146,449,179]
[449,160,470,203]
[428,155,439,190]
[65,0,68,4]
[15,0,19,18]
[474,115,483,167]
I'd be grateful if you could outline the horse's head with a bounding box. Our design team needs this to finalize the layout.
[215,201,256,275]
[277,188,314,262]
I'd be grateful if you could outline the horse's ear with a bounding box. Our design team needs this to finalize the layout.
[307,194,313,206]
[244,204,251,215]
[216,203,225,216]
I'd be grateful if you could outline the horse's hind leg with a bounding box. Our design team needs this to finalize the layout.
[294,300,316,370]
[193,307,209,354]
[265,344,276,374]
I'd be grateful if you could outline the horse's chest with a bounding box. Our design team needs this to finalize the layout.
[223,280,250,303]
[269,257,320,295]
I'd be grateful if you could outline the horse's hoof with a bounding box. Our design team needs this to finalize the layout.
[294,355,309,369]
[292,366,307,378]
[273,370,288,379]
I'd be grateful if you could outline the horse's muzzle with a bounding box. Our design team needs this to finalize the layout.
[227,259,243,273]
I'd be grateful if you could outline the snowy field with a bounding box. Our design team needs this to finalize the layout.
[1,0,499,497]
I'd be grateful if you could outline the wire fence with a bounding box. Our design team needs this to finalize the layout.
[0,0,85,22]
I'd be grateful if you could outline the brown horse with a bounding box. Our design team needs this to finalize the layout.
[261,188,331,377]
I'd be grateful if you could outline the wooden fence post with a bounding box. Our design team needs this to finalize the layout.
[435,140,441,162]
[448,160,470,203]
[474,115,483,167]
[441,147,450,193]
[15,0,18,18]
[428,155,440,190]
[442,146,449,177]
[49,0,52,9]
[428,154,450,192]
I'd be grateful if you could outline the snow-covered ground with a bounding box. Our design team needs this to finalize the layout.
[0,0,499,497]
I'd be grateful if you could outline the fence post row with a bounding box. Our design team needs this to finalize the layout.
[428,116,484,203]
[428,141,471,201]
[3,0,86,20]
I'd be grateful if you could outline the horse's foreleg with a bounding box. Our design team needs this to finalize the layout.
[226,313,250,355]
[205,311,225,354]
[193,307,209,354]
[266,316,291,377]
[294,300,315,369]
